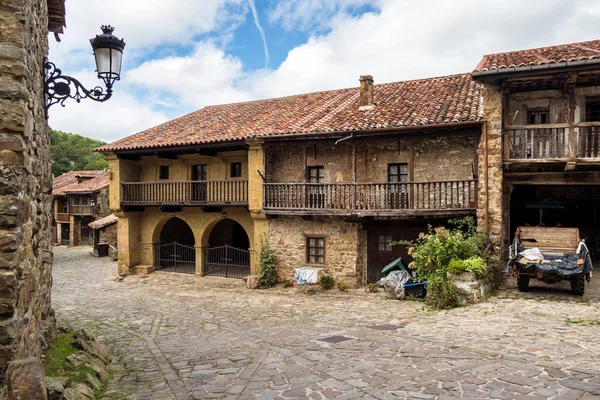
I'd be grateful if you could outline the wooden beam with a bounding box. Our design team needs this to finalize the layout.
[117,154,141,161]
[156,152,178,160]
[567,74,577,158]
[504,172,600,185]
[196,148,218,157]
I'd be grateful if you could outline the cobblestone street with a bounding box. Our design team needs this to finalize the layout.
[52,246,600,400]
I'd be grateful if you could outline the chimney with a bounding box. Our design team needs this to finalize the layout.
[359,75,374,110]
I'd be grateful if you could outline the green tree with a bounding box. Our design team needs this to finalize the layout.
[50,129,108,176]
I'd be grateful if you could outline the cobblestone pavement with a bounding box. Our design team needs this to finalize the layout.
[52,246,600,400]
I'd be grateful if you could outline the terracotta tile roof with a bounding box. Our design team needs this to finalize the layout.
[52,171,108,195]
[88,214,118,230]
[97,73,482,152]
[473,39,600,73]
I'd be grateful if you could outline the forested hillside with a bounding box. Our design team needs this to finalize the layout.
[50,129,108,176]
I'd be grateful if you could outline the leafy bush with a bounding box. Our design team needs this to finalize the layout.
[447,256,487,276]
[427,281,460,310]
[365,283,380,293]
[257,234,278,287]
[337,281,349,292]
[281,278,294,288]
[319,274,335,290]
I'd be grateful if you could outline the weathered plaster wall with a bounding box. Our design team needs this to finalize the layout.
[266,135,477,183]
[268,216,364,287]
[0,0,55,376]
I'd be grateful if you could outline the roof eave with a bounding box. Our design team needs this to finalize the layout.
[472,58,600,82]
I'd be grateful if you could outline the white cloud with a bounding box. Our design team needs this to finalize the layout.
[127,41,251,110]
[49,0,600,145]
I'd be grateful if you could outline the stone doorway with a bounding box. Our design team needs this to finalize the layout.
[155,217,196,274]
[205,218,250,278]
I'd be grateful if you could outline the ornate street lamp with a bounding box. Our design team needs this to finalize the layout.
[44,25,126,119]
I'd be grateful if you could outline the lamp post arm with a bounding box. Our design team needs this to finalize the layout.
[43,60,113,119]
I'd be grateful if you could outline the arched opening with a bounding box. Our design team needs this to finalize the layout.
[155,217,196,274]
[205,218,250,278]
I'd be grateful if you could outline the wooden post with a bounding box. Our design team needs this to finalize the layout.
[409,141,415,208]
[567,73,577,158]
[352,142,356,211]
[502,85,511,160]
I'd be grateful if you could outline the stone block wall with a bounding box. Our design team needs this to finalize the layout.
[266,134,478,184]
[96,188,110,218]
[268,216,364,287]
[0,0,56,377]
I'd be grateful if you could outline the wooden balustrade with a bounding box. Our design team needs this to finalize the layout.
[505,123,600,160]
[263,180,477,213]
[55,213,70,223]
[121,180,248,206]
[69,205,95,215]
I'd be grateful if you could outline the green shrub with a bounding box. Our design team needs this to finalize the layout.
[257,234,278,287]
[427,281,460,310]
[337,281,349,292]
[319,274,335,290]
[447,256,487,276]
[365,283,379,293]
[282,278,294,288]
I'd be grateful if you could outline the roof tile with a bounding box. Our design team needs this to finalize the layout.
[97,73,483,152]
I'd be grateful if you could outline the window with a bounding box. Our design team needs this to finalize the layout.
[379,235,392,251]
[388,163,408,192]
[586,100,600,122]
[159,165,169,180]
[307,166,324,183]
[192,164,207,181]
[230,162,242,178]
[527,110,549,125]
[307,237,325,264]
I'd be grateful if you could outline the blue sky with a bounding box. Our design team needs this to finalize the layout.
[47,0,600,143]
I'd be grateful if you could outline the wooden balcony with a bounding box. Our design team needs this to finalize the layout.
[505,123,600,162]
[263,180,477,216]
[69,205,95,216]
[121,180,248,207]
[56,213,70,223]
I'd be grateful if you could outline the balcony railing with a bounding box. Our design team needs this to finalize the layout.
[56,213,70,223]
[121,180,248,206]
[505,123,600,160]
[69,205,95,216]
[263,180,477,214]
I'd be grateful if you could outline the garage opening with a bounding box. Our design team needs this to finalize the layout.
[509,185,600,263]
[205,218,250,279]
[155,217,196,274]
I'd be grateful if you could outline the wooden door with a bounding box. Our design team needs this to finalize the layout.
[306,166,325,208]
[191,164,207,202]
[366,225,421,283]
[388,163,408,209]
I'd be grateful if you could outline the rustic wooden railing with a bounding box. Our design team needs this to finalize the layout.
[121,180,248,206]
[505,123,600,160]
[55,213,70,223]
[69,205,95,216]
[263,180,477,212]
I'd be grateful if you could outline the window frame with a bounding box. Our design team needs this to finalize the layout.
[306,235,326,265]
[585,97,600,122]
[526,108,550,125]
[307,166,325,183]
[230,162,243,178]
[159,165,169,180]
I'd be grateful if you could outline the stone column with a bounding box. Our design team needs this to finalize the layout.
[69,215,77,246]
[478,83,504,247]
[250,213,268,276]
[56,223,62,244]
[246,138,265,214]
[140,241,156,267]
[116,212,142,275]
[107,153,140,212]
[195,245,207,275]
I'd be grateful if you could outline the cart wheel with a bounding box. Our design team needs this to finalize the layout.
[517,274,530,292]
[570,274,585,296]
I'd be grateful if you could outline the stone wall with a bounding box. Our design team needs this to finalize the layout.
[98,224,117,248]
[0,0,56,378]
[478,84,503,246]
[268,216,363,287]
[96,188,110,218]
[266,134,478,183]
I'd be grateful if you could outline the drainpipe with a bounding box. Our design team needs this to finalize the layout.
[335,133,354,145]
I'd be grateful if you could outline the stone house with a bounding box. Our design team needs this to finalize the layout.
[0,0,65,379]
[52,170,110,246]
[472,40,600,261]
[98,38,600,286]
[88,214,118,257]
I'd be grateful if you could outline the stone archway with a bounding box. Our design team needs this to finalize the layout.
[204,218,250,279]
[155,217,196,274]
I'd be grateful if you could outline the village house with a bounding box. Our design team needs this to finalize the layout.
[98,39,600,286]
[51,170,111,246]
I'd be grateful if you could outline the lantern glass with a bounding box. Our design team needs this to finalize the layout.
[94,47,122,85]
